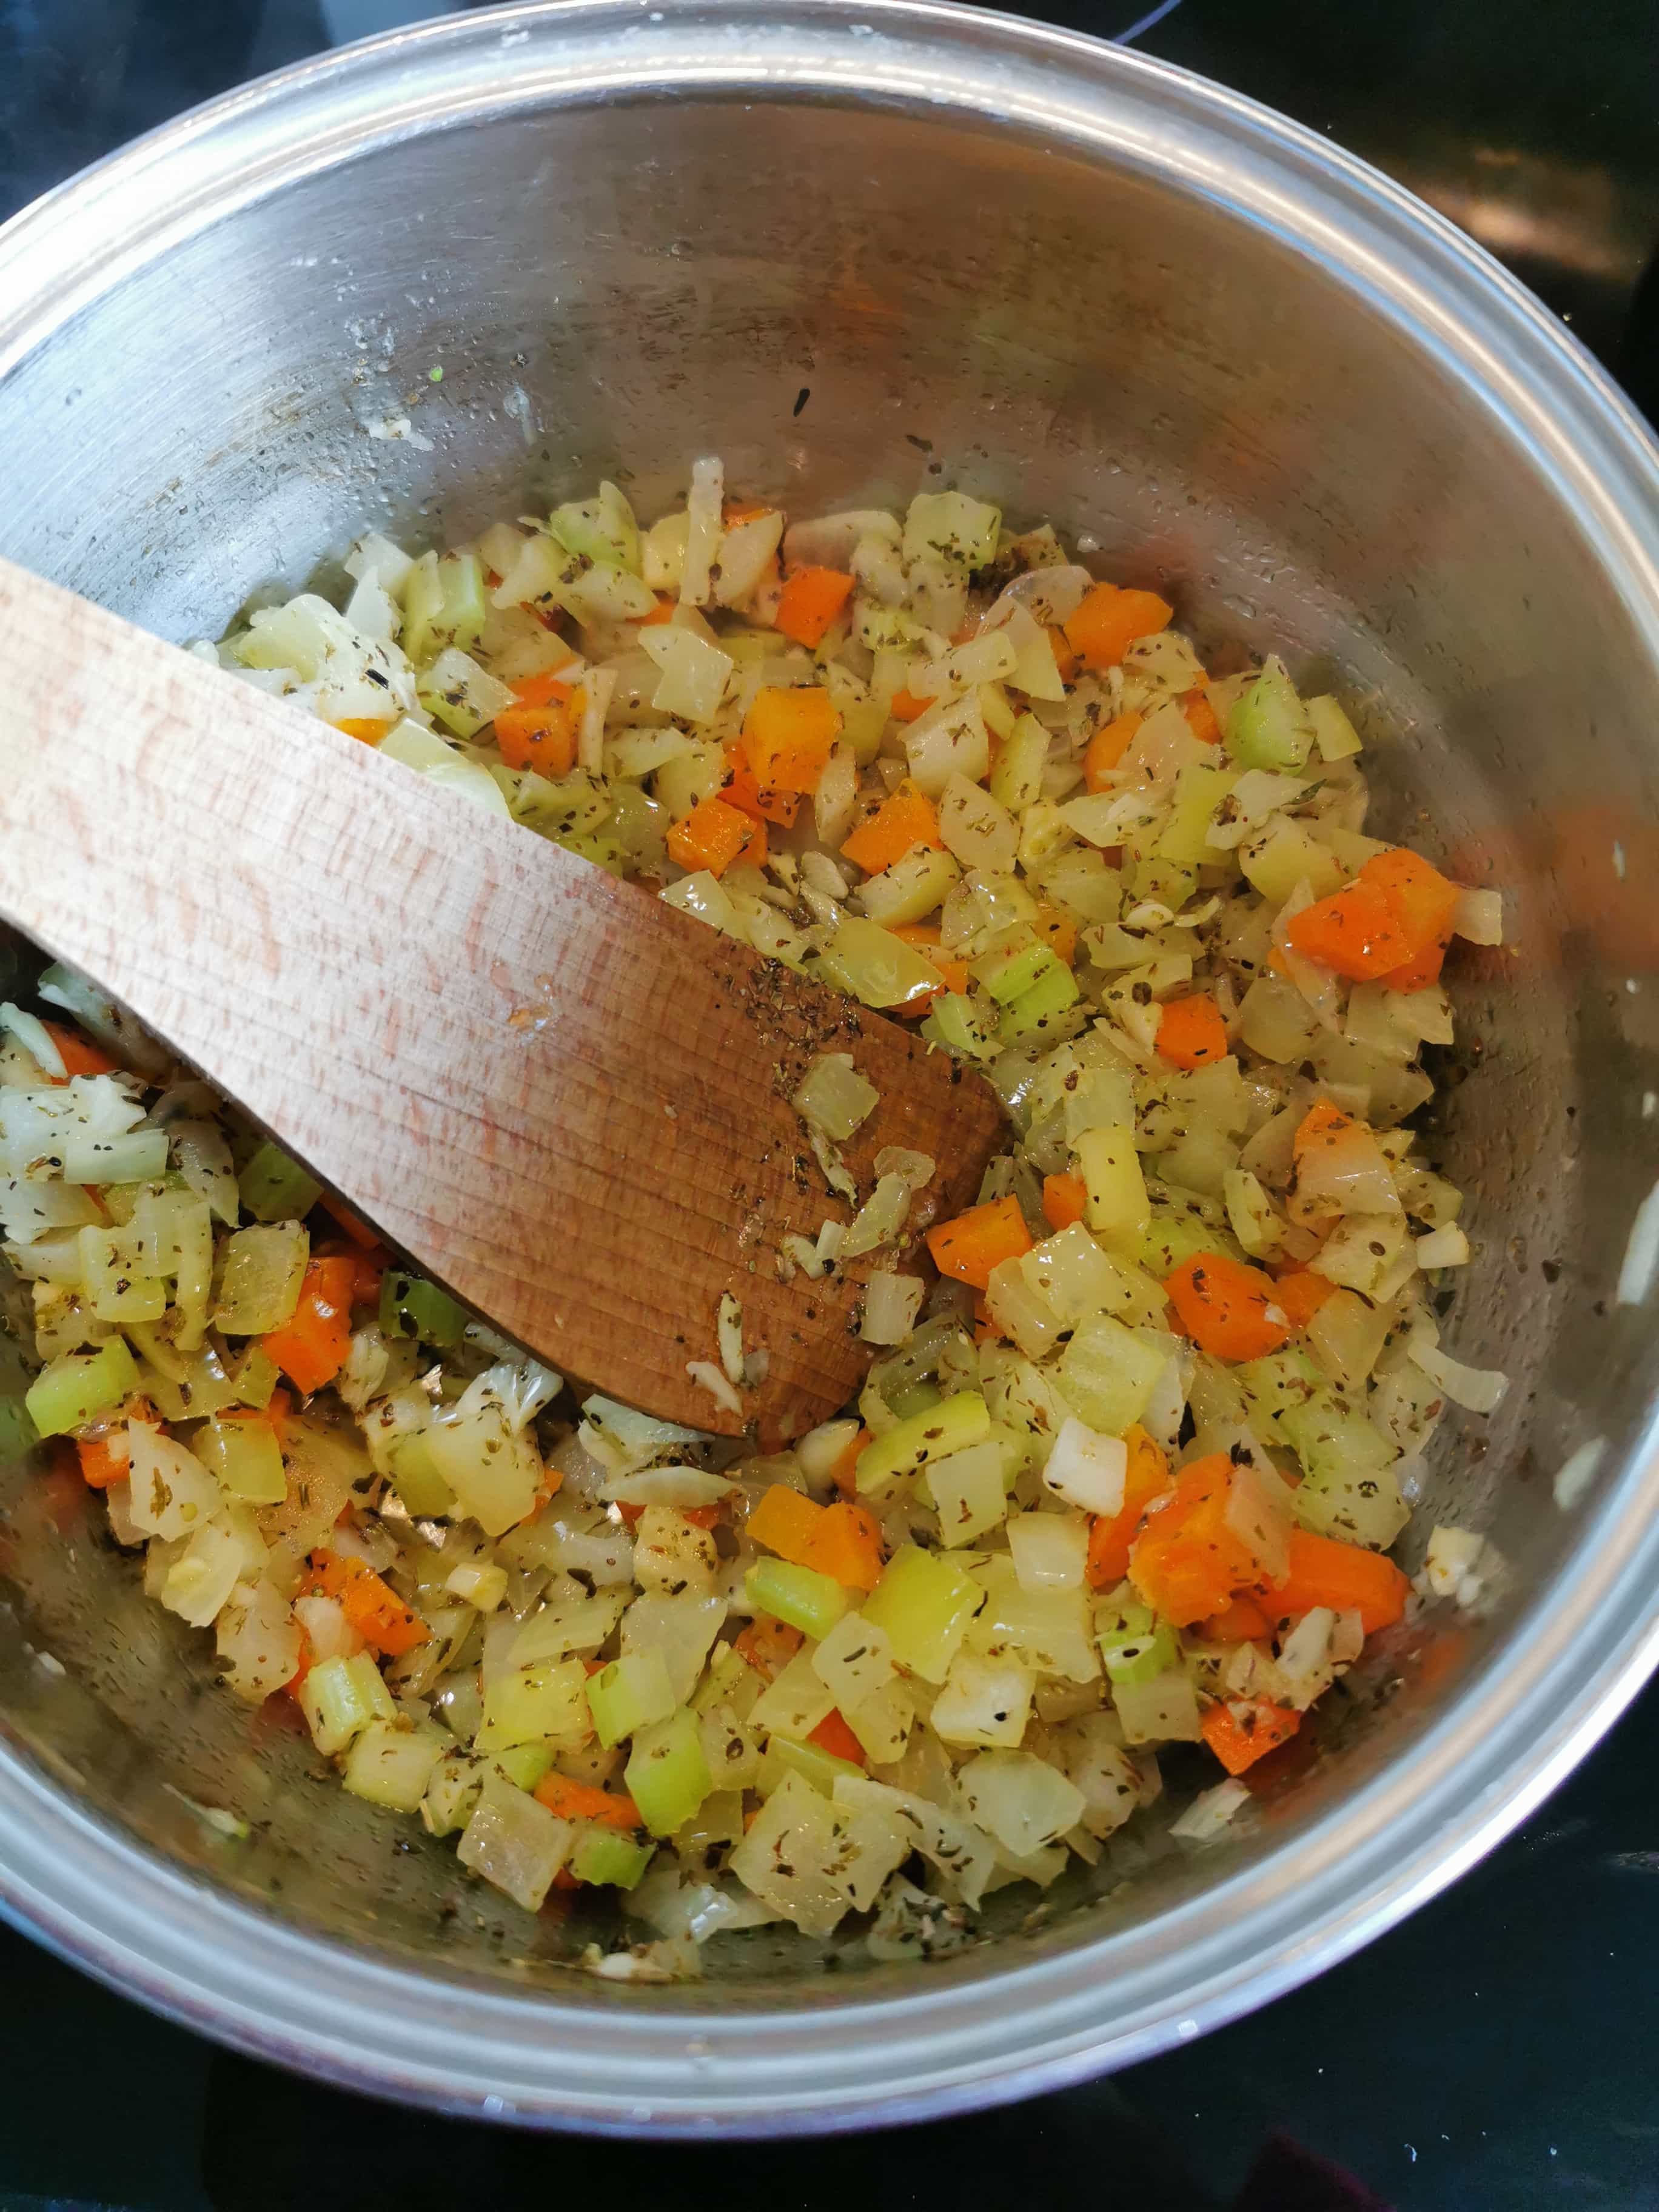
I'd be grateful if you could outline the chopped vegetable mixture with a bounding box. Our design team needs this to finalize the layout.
[2,463,1507,1975]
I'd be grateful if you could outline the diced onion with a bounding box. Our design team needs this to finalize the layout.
[1407,1336,1509,1413]
[1451,886,1504,944]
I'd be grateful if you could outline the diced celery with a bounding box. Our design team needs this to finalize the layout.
[988,712,1050,814]
[298,1651,394,1757]
[856,1389,990,1497]
[1097,1603,1179,1684]
[343,1719,447,1811]
[757,1734,865,1798]
[434,551,487,655]
[238,1141,322,1225]
[1113,1667,1202,1744]
[418,645,515,739]
[1156,762,1238,866]
[569,1823,654,1890]
[1281,1392,1409,1548]
[920,992,996,1060]
[212,1223,308,1335]
[475,1656,591,1752]
[997,959,1081,1046]
[76,1228,166,1324]
[386,1429,457,1517]
[587,1648,678,1747]
[626,1706,714,1837]
[379,1270,468,1349]
[1237,1346,1322,1430]
[1057,1315,1167,1436]
[1074,1125,1150,1256]
[746,1558,850,1641]
[421,1748,486,1836]
[1306,693,1362,760]
[854,847,962,928]
[492,1743,557,1792]
[816,917,943,1010]
[1225,657,1313,772]
[1239,816,1346,905]
[226,1344,281,1409]
[862,1546,982,1682]
[196,1410,287,1505]
[971,936,1057,1005]
[550,481,641,575]
[23,1338,138,1438]
[926,1439,1011,1546]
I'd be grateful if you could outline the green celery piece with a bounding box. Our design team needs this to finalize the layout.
[971,936,1057,1005]
[387,1429,457,1518]
[549,482,641,575]
[920,992,996,1060]
[887,1379,943,1425]
[1225,661,1313,772]
[758,1735,863,1797]
[196,1412,286,1504]
[438,552,487,652]
[493,1743,557,1791]
[400,554,444,665]
[626,1707,714,1837]
[569,1823,654,1890]
[238,1141,322,1225]
[1156,762,1238,867]
[1099,1615,1179,1685]
[1056,1315,1167,1436]
[300,1652,394,1755]
[988,713,1050,815]
[856,1389,990,1496]
[226,1344,281,1409]
[862,1546,981,1681]
[745,1558,850,1641]
[587,1649,677,1748]
[24,1338,139,1438]
[379,1270,468,1350]
[996,959,1081,1046]
[1236,1346,1323,1431]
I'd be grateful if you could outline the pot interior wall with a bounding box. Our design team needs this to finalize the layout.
[0,89,1649,2001]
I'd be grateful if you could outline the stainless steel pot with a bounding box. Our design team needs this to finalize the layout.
[1,0,1658,2136]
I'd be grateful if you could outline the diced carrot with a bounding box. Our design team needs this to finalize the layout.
[722,497,772,525]
[1292,1098,1352,1162]
[494,675,577,774]
[1272,1267,1338,1330]
[1201,1697,1301,1775]
[1082,709,1143,791]
[638,597,676,626]
[615,1499,722,1533]
[38,1019,120,1079]
[888,688,932,723]
[1128,1453,1262,1626]
[1048,626,1080,684]
[1181,688,1222,744]
[285,1630,314,1698]
[746,1483,826,1566]
[839,780,943,876]
[830,1429,869,1501]
[808,1501,885,1593]
[1064,583,1173,671]
[926,1193,1033,1292]
[666,793,757,879]
[1156,992,1230,1070]
[742,686,840,794]
[262,1256,357,1395]
[264,1387,294,1446]
[1285,879,1414,980]
[734,1615,803,1680]
[533,1772,643,1829]
[1042,1172,1088,1233]
[1376,944,1446,994]
[332,716,394,745]
[1260,1526,1411,1635]
[1085,1426,1171,1589]
[774,566,856,649]
[1361,847,1461,956]
[808,1709,868,1766]
[313,1238,386,1309]
[75,1398,161,1489]
[722,741,802,828]
[306,1548,429,1657]
[318,1193,380,1250]
[1198,1594,1275,1644]
[1032,901,1078,967]
[1164,1252,1290,1362]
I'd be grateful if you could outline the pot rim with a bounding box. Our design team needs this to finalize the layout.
[1,0,1658,2136]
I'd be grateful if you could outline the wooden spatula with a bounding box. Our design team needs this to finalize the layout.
[0,558,1005,1444]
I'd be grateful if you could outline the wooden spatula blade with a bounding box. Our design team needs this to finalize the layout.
[0,560,1004,1443]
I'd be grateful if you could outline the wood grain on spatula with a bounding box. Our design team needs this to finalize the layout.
[0,557,1004,1442]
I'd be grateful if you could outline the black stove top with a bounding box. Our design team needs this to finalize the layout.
[0,4,1655,2205]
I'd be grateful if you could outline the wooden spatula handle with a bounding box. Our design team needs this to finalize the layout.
[0,558,1003,1441]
